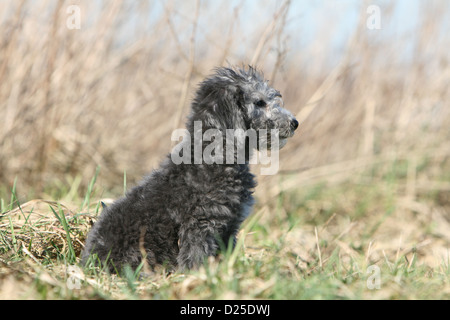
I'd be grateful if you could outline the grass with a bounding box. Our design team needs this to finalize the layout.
[1,161,449,300]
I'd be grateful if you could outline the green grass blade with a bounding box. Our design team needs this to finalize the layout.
[8,217,18,252]
[9,177,17,211]
[49,205,62,225]
[49,204,76,264]
[81,166,101,211]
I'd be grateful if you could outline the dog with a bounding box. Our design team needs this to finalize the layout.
[81,66,298,272]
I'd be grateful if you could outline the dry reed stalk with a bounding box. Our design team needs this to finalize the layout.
[250,0,291,67]
[173,0,201,131]
[360,96,376,158]
[314,226,322,269]
[37,0,64,179]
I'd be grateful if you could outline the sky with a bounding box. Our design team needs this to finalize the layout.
[113,0,424,47]
[164,0,426,59]
[7,0,445,66]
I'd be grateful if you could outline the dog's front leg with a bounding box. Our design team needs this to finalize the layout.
[176,221,219,270]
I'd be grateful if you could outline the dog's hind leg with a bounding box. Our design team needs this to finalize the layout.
[176,221,221,270]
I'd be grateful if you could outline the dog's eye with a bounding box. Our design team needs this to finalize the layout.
[254,100,266,107]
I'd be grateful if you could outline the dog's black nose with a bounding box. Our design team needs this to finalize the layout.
[291,118,299,131]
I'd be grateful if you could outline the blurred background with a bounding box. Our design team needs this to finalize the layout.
[0,1,449,298]
[0,0,448,204]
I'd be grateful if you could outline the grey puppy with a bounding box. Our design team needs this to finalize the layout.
[81,66,298,272]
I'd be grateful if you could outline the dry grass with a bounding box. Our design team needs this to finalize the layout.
[0,1,449,300]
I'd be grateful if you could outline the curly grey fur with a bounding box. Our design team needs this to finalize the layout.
[81,66,298,272]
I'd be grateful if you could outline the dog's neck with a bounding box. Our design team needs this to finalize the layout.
[183,119,254,166]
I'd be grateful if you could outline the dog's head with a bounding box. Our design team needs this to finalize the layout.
[190,66,298,150]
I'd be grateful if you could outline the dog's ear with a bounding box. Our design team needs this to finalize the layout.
[196,83,247,131]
